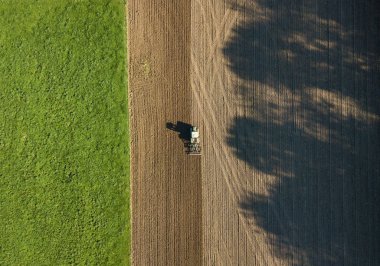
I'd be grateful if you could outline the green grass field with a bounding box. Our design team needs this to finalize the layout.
[0,0,130,264]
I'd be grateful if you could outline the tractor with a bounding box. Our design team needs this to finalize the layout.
[188,126,201,155]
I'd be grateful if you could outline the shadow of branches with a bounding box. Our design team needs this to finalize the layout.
[223,0,380,265]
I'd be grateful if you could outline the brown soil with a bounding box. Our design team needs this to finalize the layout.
[192,0,380,265]
[129,0,380,265]
[127,1,202,265]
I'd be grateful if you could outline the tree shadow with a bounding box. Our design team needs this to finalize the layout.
[223,0,380,265]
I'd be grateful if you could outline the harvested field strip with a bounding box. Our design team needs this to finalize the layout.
[0,1,130,265]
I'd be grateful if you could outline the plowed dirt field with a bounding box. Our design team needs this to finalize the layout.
[191,0,380,265]
[129,0,380,265]
[128,1,202,265]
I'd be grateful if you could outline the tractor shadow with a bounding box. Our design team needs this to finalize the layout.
[166,121,192,145]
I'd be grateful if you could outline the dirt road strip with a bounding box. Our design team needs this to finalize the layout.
[127,1,202,265]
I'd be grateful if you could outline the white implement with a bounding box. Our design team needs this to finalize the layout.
[188,126,201,155]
